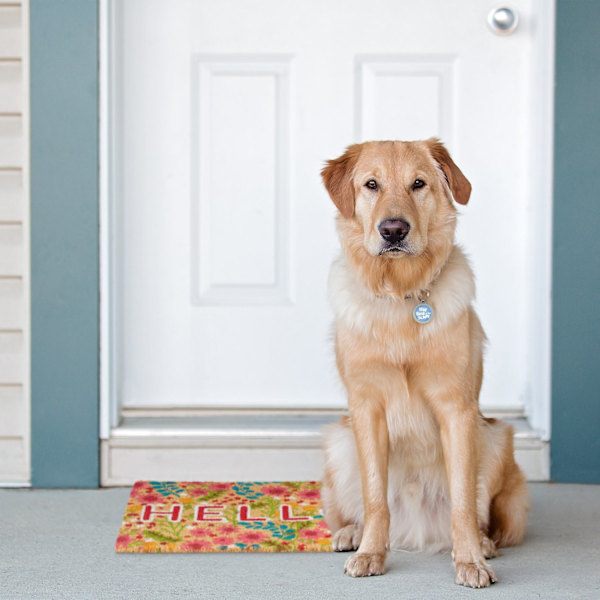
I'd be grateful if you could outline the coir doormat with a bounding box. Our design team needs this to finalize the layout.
[116,481,333,553]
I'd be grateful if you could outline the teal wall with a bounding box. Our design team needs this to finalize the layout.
[30,0,99,487]
[551,0,600,483]
[27,1,600,486]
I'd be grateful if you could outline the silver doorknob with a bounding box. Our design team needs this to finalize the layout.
[488,7,519,35]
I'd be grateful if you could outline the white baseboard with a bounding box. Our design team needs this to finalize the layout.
[0,481,32,488]
[101,409,550,486]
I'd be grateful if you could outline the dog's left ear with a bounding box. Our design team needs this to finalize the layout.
[321,144,362,218]
[426,138,471,205]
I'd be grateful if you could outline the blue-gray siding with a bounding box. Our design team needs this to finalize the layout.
[30,0,99,487]
[551,0,600,483]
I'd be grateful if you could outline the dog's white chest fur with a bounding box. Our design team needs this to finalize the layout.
[328,245,476,358]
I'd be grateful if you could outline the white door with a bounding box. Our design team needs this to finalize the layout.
[109,0,552,434]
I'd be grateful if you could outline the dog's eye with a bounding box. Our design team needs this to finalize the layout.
[365,180,378,190]
[412,179,426,190]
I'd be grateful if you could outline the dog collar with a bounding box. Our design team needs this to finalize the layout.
[404,289,431,302]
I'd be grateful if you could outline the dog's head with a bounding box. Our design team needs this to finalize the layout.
[321,139,471,259]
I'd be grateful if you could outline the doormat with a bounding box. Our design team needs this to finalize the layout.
[116,481,333,553]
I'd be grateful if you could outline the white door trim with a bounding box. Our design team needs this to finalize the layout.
[99,0,119,438]
[98,0,555,457]
[524,0,555,442]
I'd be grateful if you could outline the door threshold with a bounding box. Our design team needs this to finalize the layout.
[101,409,549,485]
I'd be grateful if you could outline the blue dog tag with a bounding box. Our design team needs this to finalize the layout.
[413,302,433,324]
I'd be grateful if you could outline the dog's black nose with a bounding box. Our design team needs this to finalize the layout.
[378,219,411,243]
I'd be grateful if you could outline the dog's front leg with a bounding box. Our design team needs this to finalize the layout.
[435,403,497,588]
[344,391,389,577]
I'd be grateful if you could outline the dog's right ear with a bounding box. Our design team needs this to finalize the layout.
[321,144,362,218]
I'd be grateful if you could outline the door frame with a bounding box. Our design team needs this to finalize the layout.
[98,0,555,478]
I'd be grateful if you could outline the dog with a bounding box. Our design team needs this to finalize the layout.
[320,139,528,588]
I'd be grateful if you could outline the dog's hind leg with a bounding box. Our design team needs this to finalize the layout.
[321,469,363,551]
[489,460,529,547]
[479,531,499,559]
[479,418,529,549]
[332,524,363,552]
[321,418,365,548]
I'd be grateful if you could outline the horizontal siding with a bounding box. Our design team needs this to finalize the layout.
[0,5,22,58]
[0,224,23,275]
[0,171,23,222]
[0,277,24,328]
[0,385,24,435]
[0,330,24,383]
[0,116,22,166]
[0,62,22,113]
[0,0,28,484]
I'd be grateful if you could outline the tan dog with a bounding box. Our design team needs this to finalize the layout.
[320,139,528,588]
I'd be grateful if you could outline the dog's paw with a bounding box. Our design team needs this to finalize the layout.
[480,533,499,559]
[344,552,386,577]
[332,524,363,552]
[454,560,497,588]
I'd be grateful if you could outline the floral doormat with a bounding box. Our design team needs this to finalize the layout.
[116,481,333,553]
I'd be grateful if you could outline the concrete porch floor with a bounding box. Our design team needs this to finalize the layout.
[1,483,599,599]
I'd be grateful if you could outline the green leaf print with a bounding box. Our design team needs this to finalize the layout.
[291,521,313,532]
[145,521,185,543]
[282,482,302,490]
[146,530,181,544]
[222,505,237,525]
[245,497,278,518]
[195,489,227,503]
[262,539,287,551]
[261,496,280,518]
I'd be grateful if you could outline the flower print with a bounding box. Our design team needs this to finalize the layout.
[181,540,212,551]
[189,527,212,537]
[188,487,211,497]
[213,536,235,546]
[132,481,146,490]
[297,489,321,501]
[209,482,232,491]
[299,528,322,539]
[260,484,288,496]
[218,524,237,535]
[237,530,269,544]
[313,521,332,536]
[138,493,163,503]
[116,534,133,549]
